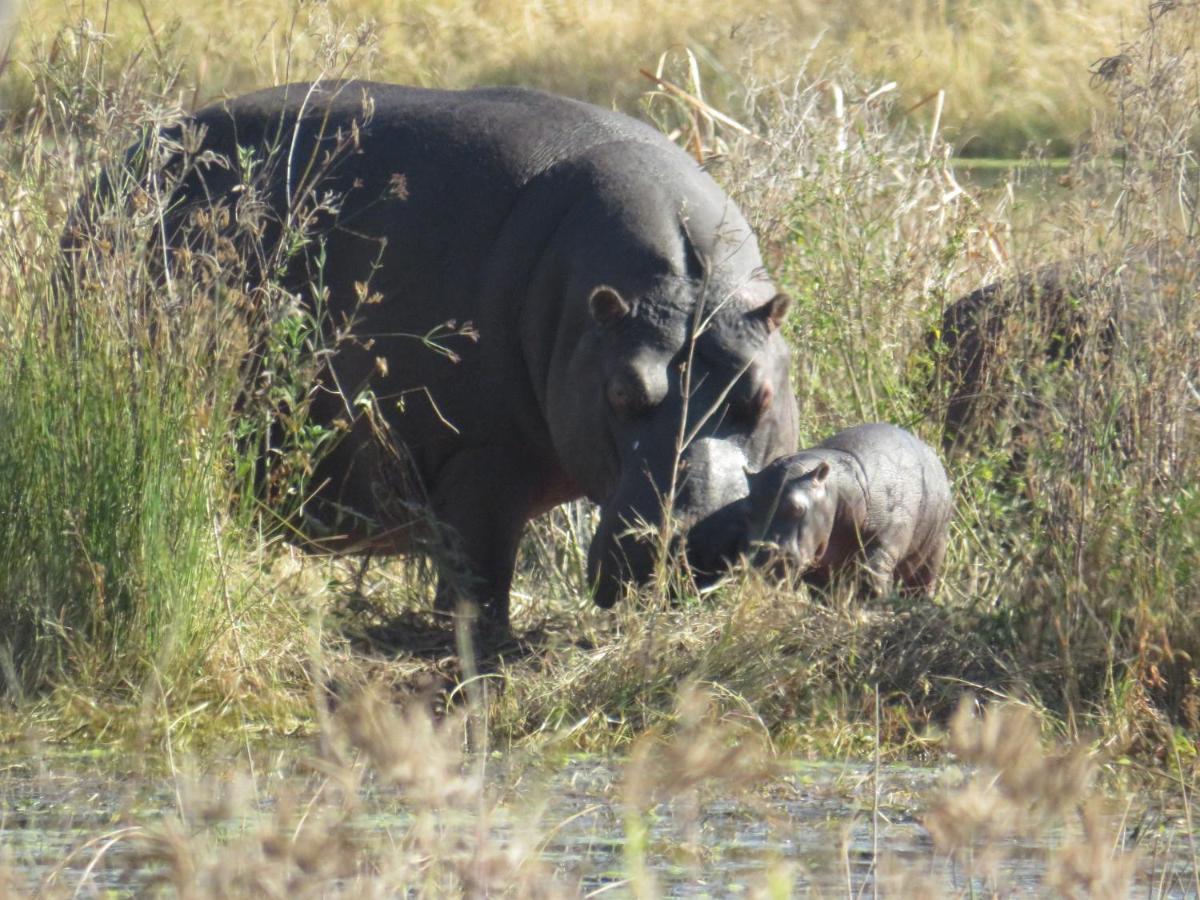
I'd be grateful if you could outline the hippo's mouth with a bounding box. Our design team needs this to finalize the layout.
[586,436,753,608]
[587,503,659,609]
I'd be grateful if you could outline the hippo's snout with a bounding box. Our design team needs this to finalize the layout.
[588,437,751,607]
[587,514,658,609]
[750,545,802,582]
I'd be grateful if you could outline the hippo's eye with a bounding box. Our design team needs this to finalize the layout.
[730,369,773,424]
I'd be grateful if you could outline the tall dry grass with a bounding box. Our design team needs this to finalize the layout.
[0,39,234,696]
[0,13,340,711]
[5,0,1135,157]
[0,0,1196,772]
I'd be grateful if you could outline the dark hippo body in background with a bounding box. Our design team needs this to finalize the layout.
[935,261,1100,453]
[691,424,950,598]
[83,81,798,631]
[938,263,1074,447]
[933,246,1199,458]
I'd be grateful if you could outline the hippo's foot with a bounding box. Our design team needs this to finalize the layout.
[860,546,899,599]
[895,564,939,600]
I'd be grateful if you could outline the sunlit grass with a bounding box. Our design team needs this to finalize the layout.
[0,0,1197,769]
[7,0,1131,156]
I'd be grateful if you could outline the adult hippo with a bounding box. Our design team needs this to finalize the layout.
[73,81,798,632]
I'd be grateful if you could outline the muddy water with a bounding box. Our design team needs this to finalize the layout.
[0,744,1195,896]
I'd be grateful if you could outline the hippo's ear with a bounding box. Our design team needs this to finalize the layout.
[810,461,831,485]
[589,285,631,326]
[754,292,791,332]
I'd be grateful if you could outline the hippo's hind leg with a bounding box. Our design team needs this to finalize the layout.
[426,446,548,637]
[898,540,947,600]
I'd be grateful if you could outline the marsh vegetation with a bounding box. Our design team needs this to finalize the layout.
[0,0,1198,895]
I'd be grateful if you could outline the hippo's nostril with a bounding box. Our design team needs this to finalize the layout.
[607,367,656,418]
[607,379,629,410]
[734,375,774,424]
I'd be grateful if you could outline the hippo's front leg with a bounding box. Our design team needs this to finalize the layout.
[860,544,899,598]
[428,447,546,636]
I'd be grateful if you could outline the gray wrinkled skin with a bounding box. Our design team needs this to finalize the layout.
[692,424,951,598]
[85,82,798,632]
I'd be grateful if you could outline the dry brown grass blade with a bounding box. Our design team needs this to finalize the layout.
[639,67,769,145]
[912,698,1136,896]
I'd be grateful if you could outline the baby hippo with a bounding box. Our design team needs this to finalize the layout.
[689,423,951,597]
[747,423,951,597]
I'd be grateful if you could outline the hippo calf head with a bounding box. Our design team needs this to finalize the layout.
[562,275,797,607]
[741,454,835,579]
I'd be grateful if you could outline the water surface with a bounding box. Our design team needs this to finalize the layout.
[0,743,1194,896]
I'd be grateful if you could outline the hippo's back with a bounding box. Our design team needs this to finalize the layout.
[198,81,674,190]
[818,423,937,471]
[169,80,751,337]
[820,423,950,545]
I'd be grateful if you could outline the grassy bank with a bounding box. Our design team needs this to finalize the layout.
[0,0,1198,769]
[1,2,1199,894]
